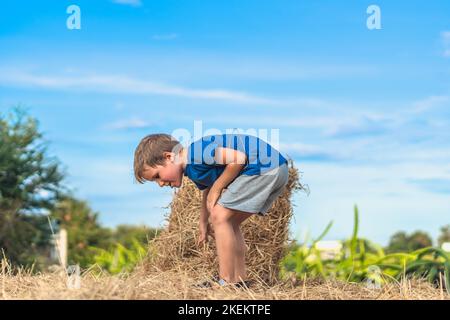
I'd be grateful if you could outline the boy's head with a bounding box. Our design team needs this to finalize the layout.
[134,133,184,188]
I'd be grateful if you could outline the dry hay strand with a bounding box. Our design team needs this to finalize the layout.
[1,257,448,300]
[1,264,448,300]
[143,161,304,285]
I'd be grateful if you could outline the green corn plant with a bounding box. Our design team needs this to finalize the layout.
[397,247,450,293]
[280,220,334,279]
[90,239,147,274]
[280,206,450,293]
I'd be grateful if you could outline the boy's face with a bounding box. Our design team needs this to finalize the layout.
[141,152,184,188]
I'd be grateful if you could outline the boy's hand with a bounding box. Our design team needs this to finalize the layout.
[197,221,214,247]
[206,187,222,213]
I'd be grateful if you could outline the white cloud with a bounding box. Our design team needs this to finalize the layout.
[442,31,450,41]
[279,142,340,161]
[411,95,449,113]
[105,117,152,130]
[112,0,142,7]
[441,31,450,57]
[324,114,391,138]
[0,71,279,105]
[176,59,378,81]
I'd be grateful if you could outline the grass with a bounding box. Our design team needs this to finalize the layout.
[1,203,448,300]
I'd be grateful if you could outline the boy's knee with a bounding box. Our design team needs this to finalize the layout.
[210,205,232,225]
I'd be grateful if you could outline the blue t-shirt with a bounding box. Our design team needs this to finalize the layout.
[184,133,288,190]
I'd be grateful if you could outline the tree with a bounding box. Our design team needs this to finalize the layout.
[386,230,433,253]
[0,108,159,270]
[0,108,65,267]
[50,199,162,269]
[386,232,409,253]
[50,196,112,268]
[407,231,433,251]
[112,224,161,249]
[438,225,450,247]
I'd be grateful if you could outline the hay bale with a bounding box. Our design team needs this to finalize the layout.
[144,161,304,285]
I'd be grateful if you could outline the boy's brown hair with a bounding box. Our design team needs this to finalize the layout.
[133,133,181,183]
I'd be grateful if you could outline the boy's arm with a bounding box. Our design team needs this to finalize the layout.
[206,147,247,212]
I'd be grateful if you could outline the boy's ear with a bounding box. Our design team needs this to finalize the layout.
[162,151,175,161]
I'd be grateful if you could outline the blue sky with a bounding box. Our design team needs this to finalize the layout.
[0,0,449,245]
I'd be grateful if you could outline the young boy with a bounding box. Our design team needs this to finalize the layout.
[133,133,289,288]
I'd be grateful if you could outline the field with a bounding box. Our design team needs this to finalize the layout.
[1,264,448,300]
[1,166,448,300]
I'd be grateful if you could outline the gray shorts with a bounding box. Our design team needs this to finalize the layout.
[217,162,289,216]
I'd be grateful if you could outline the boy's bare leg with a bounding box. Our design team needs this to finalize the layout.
[232,224,247,282]
[210,204,238,282]
[231,212,252,282]
[210,204,252,283]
